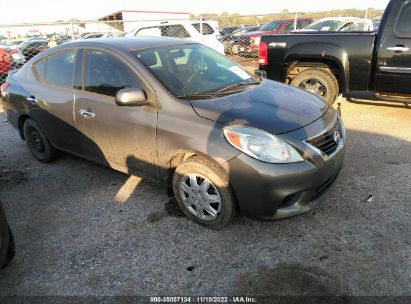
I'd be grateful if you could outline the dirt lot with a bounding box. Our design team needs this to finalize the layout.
[0,97,410,297]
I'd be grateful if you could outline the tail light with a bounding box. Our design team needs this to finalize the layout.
[258,41,268,66]
[1,82,10,93]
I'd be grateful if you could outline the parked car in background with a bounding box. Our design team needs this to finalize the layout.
[225,25,260,54]
[2,37,345,228]
[0,48,12,82]
[295,17,373,32]
[126,20,225,54]
[0,41,27,68]
[259,0,411,105]
[236,18,313,56]
[0,200,15,269]
[220,26,241,41]
[56,34,73,45]
[80,32,115,40]
[372,18,382,31]
[16,39,48,63]
[0,40,25,50]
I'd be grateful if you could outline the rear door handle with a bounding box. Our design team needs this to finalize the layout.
[79,109,96,119]
[387,46,410,52]
[26,96,38,104]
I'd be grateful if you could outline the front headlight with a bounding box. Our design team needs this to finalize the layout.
[223,126,303,163]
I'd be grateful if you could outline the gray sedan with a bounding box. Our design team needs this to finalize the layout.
[1,37,345,228]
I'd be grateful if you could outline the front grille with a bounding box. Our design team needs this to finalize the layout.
[306,118,343,157]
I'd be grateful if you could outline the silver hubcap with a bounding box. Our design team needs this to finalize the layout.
[179,173,221,221]
[298,78,327,97]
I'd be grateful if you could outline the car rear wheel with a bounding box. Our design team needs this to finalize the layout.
[290,68,338,105]
[23,119,59,163]
[172,156,237,229]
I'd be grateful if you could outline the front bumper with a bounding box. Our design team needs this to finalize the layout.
[226,116,346,220]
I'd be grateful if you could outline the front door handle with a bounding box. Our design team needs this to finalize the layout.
[387,46,410,52]
[79,109,96,119]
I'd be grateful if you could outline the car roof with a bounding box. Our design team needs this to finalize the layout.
[47,37,195,52]
[131,19,213,28]
[315,17,361,22]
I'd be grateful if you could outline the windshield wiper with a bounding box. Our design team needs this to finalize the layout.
[177,81,261,99]
[215,81,260,94]
[176,92,217,100]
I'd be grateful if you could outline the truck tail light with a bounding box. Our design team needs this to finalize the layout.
[258,41,268,66]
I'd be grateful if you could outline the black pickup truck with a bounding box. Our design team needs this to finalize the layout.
[258,0,411,104]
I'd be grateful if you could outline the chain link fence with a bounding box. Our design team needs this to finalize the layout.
[0,9,384,85]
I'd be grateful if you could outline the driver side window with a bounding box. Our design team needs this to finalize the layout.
[84,50,141,97]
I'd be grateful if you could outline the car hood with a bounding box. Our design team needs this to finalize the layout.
[189,79,329,135]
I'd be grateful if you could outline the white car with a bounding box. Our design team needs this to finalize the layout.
[295,17,374,32]
[126,20,224,54]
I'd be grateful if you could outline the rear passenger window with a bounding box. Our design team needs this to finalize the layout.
[33,58,46,81]
[46,51,76,87]
[192,23,215,35]
[161,25,190,38]
[136,25,190,38]
[395,3,411,37]
[84,50,141,97]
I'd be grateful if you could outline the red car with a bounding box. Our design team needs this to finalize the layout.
[0,48,12,81]
[237,18,313,56]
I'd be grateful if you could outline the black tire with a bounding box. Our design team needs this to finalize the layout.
[290,68,338,105]
[172,156,237,229]
[23,119,59,163]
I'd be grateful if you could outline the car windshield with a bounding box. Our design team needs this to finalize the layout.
[134,44,257,98]
[304,20,345,31]
[260,20,284,32]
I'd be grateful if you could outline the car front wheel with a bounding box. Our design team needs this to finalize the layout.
[172,156,237,229]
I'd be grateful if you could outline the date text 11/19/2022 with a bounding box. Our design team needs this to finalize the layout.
[149,296,257,303]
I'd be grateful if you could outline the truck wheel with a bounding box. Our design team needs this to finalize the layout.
[23,119,60,163]
[172,156,237,229]
[290,69,338,105]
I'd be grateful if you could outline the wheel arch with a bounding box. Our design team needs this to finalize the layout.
[18,114,30,140]
[284,43,349,93]
[165,151,235,198]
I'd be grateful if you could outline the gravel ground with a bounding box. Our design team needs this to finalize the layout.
[0,98,410,297]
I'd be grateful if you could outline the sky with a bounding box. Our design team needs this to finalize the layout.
[0,0,391,24]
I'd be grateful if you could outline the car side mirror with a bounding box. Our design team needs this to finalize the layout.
[254,69,267,78]
[115,88,147,106]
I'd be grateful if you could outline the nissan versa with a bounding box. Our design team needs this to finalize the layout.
[1,37,346,228]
